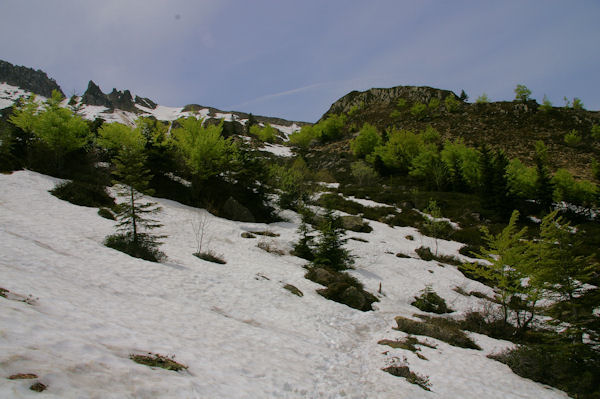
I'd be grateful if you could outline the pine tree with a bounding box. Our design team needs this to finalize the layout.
[313,210,353,271]
[534,141,554,210]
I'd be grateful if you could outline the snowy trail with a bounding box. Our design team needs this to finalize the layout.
[0,171,569,398]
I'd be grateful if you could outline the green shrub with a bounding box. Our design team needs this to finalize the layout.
[396,98,407,109]
[412,286,453,314]
[591,125,600,140]
[572,97,584,110]
[410,102,428,120]
[98,207,115,220]
[394,315,480,349]
[475,93,489,104]
[514,84,532,102]
[490,343,600,399]
[444,95,460,113]
[540,95,553,112]
[350,123,381,158]
[564,129,582,146]
[50,180,114,208]
[104,233,166,262]
[351,161,379,186]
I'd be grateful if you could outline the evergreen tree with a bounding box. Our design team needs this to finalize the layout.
[529,211,597,341]
[313,210,353,271]
[534,141,554,210]
[459,90,468,101]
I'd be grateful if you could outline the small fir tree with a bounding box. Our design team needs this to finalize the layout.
[313,210,353,271]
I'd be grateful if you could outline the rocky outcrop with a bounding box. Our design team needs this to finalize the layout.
[81,80,111,107]
[81,80,145,113]
[0,59,63,98]
[321,85,459,121]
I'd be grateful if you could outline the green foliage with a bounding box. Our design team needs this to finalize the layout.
[313,210,353,271]
[592,159,600,181]
[506,158,536,199]
[514,84,532,102]
[171,117,237,182]
[269,157,313,210]
[459,90,468,101]
[564,129,581,146]
[412,285,453,314]
[50,180,114,208]
[528,211,597,336]
[350,123,381,158]
[394,316,480,349]
[249,123,278,143]
[347,102,364,116]
[389,109,402,119]
[98,122,145,154]
[540,94,553,112]
[9,90,90,172]
[369,129,423,174]
[463,210,540,330]
[552,169,598,206]
[421,125,441,145]
[409,146,448,190]
[410,102,427,120]
[475,93,489,103]
[440,139,480,191]
[293,209,315,261]
[288,125,318,149]
[313,114,347,142]
[396,98,407,108]
[491,343,600,399]
[350,160,378,186]
[534,141,554,209]
[591,125,600,140]
[444,95,460,112]
[104,232,165,262]
[572,97,584,110]
[428,97,440,116]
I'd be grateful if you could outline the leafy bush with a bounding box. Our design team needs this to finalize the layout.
[394,315,480,349]
[412,286,453,314]
[564,129,582,146]
[50,180,114,208]
[514,84,532,102]
[540,95,553,112]
[476,93,489,104]
[410,102,427,120]
[572,97,584,110]
[351,161,379,186]
[249,123,278,143]
[591,125,600,140]
[350,123,381,158]
[104,233,166,262]
[444,95,460,112]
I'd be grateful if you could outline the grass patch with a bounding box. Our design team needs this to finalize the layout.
[415,246,462,265]
[305,266,379,311]
[378,336,437,352]
[50,180,114,208]
[194,250,226,264]
[249,230,280,237]
[257,240,286,255]
[130,353,188,371]
[394,315,480,350]
[412,286,454,314]
[283,284,303,297]
[104,233,165,262]
[382,365,431,391]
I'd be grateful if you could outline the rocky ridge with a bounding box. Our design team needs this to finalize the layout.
[0,60,64,98]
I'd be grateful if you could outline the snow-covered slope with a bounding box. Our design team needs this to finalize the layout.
[0,171,569,398]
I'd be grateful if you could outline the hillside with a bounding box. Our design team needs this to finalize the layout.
[321,85,600,180]
[0,170,571,398]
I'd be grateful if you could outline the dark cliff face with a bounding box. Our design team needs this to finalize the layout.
[81,80,152,112]
[0,59,64,98]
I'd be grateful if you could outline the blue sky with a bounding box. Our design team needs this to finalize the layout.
[1,0,599,122]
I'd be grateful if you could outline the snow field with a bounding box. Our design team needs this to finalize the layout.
[0,171,569,398]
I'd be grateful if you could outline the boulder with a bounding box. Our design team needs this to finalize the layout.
[222,197,255,222]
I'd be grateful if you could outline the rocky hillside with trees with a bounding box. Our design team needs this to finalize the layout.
[0,60,64,98]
